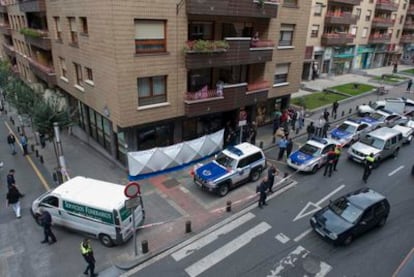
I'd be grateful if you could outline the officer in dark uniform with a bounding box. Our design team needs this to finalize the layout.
[363,153,375,183]
[323,149,337,177]
[258,177,268,209]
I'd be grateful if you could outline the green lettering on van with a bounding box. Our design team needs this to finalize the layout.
[63,200,114,224]
[119,206,131,221]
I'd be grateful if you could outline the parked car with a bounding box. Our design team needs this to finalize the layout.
[392,124,414,144]
[358,97,414,116]
[287,137,336,173]
[310,188,390,246]
[328,118,373,147]
[193,143,266,196]
[359,109,407,129]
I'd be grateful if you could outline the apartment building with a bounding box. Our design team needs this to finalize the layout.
[304,0,411,80]
[0,0,310,164]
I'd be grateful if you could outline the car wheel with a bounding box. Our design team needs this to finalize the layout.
[377,217,387,227]
[99,234,114,247]
[250,167,262,182]
[407,135,412,144]
[343,235,353,246]
[311,165,318,174]
[218,183,229,197]
[393,148,400,158]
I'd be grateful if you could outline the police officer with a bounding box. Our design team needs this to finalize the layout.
[267,164,277,193]
[258,177,268,209]
[323,149,337,177]
[333,145,342,171]
[39,208,57,245]
[81,238,97,277]
[363,153,375,183]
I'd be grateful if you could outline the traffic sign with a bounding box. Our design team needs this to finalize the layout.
[124,182,141,198]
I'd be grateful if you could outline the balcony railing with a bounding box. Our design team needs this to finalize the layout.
[408,5,414,15]
[404,22,414,30]
[28,58,57,87]
[0,24,11,36]
[368,34,391,43]
[328,0,362,5]
[2,43,15,57]
[186,0,279,19]
[400,35,414,43]
[375,0,398,12]
[321,33,354,45]
[325,11,357,25]
[185,38,274,70]
[22,29,51,50]
[19,0,46,12]
[371,17,395,28]
[184,81,269,117]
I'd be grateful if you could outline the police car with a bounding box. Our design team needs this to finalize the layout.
[287,137,336,173]
[328,118,373,147]
[359,109,407,129]
[193,143,266,197]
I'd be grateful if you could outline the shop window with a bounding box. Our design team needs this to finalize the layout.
[188,21,213,40]
[137,124,173,150]
[279,24,295,47]
[274,63,290,85]
[135,19,166,54]
[137,75,167,106]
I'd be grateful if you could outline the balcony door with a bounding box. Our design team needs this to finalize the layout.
[188,21,213,40]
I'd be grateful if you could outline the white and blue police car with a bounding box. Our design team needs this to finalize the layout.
[359,109,407,129]
[287,137,336,173]
[194,143,266,196]
[328,118,373,147]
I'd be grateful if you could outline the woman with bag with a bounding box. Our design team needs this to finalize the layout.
[6,185,23,218]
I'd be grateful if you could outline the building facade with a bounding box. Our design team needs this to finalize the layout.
[0,0,311,165]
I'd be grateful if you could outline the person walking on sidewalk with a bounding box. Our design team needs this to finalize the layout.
[39,208,57,245]
[323,149,337,177]
[81,238,98,277]
[6,185,23,218]
[20,133,28,155]
[362,153,375,183]
[267,164,278,193]
[332,101,339,118]
[407,79,413,93]
[322,121,330,138]
[298,107,305,130]
[7,133,16,155]
[257,177,268,209]
[286,138,293,159]
[333,145,342,171]
[277,136,288,160]
[7,169,16,191]
[307,122,315,140]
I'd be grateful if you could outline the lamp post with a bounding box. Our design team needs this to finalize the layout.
[54,122,68,182]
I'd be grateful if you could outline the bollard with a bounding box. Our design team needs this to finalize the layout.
[17,126,20,133]
[226,200,232,212]
[39,155,44,164]
[349,108,352,114]
[35,149,39,157]
[185,220,192,233]
[141,240,149,254]
[259,141,264,149]
[341,111,345,117]
[31,144,35,152]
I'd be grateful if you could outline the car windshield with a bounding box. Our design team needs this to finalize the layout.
[337,123,357,134]
[369,112,385,121]
[329,198,364,224]
[300,143,320,156]
[359,136,384,149]
[216,152,237,168]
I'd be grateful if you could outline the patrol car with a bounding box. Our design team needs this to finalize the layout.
[193,143,266,196]
[328,118,373,147]
[359,109,407,129]
[287,137,336,173]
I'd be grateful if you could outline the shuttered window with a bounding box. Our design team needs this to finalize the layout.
[274,63,290,84]
[135,20,166,54]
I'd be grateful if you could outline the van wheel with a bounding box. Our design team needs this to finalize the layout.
[343,235,353,246]
[99,234,114,247]
[250,167,262,182]
[393,148,400,158]
[218,183,229,197]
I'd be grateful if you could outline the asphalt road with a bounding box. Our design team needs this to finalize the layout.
[124,140,414,277]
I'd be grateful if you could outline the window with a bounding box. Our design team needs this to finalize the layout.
[274,63,290,85]
[283,0,297,7]
[403,3,407,9]
[135,20,166,54]
[351,26,358,36]
[311,25,319,37]
[396,29,400,38]
[54,17,62,42]
[355,8,361,20]
[68,17,78,45]
[80,17,88,35]
[137,75,167,106]
[73,63,83,86]
[366,10,372,21]
[362,27,368,38]
[400,15,404,24]
[188,21,213,40]
[314,3,323,16]
[369,0,374,3]
[279,24,295,47]
[85,67,93,84]
[59,57,67,79]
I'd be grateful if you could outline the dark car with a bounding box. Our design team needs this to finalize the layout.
[310,188,390,246]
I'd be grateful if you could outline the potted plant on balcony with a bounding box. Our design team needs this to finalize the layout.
[184,40,229,53]
[20,27,47,38]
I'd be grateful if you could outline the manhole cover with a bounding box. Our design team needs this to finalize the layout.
[163,178,180,188]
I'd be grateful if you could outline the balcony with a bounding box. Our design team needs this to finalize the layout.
[2,43,15,57]
[400,35,414,43]
[19,0,46,12]
[28,58,57,87]
[375,0,398,12]
[21,29,51,50]
[0,24,11,36]
[371,18,395,28]
[328,0,362,5]
[368,34,391,43]
[0,5,6,13]
[185,38,274,70]
[325,11,357,25]
[321,33,354,45]
[408,5,414,15]
[186,0,279,19]
[404,22,414,31]
[184,81,269,117]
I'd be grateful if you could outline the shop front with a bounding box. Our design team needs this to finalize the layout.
[354,46,374,70]
[331,46,355,75]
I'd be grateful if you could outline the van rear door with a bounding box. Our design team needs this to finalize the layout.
[118,197,145,241]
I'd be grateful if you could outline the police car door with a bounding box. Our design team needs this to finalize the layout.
[234,156,251,185]
[320,144,335,166]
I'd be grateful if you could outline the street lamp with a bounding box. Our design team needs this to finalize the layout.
[54,122,68,183]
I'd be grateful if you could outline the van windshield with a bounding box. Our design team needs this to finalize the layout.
[359,136,384,149]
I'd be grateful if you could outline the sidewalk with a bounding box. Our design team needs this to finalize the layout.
[2,64,414,275]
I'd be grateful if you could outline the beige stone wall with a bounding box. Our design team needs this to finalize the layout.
[306,0,327,48]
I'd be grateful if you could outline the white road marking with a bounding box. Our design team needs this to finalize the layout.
[293,228,313,242]
[185,222,271,277]
[388,165,405,176]
[293,184,345,222]
[275,233,290,244]
[172,212,256,261]
[180,186,190,193]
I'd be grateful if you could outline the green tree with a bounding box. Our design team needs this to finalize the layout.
[5,78,40,115]
[0,61,12,89]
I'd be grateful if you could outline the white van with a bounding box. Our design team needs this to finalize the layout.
[31,176,145,247]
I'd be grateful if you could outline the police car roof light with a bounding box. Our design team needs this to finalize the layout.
[226,146,244,156]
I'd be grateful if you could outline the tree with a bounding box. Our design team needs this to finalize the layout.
[5,78,41,115]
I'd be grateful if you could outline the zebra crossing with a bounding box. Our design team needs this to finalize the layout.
[170,212,332,277]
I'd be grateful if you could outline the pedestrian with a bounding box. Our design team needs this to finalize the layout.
[277,136,288,160]
[6,169,16,190]
[316,117,326,137]
[312,62,318,80]
[323,109,330,122]
[306,122,315,140]
[332,101,339,118]
[333,145,342,171]
[81,238,98,277]
[286,138,293,159]
[323,149,337,177]
[7,133,16,155]
[6,185,23,218]
[272,110,281,143]
[248,121,257,145]
[39,208,57,245]
[407,79,413,92]
[362,153,375,183]
[393,62,398,74]
[20,133,28,155]
[267,164,277,193]
[257,177,268,209]
[290,108,297,131]
[298,107,305,130]
[322,121,330,138]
